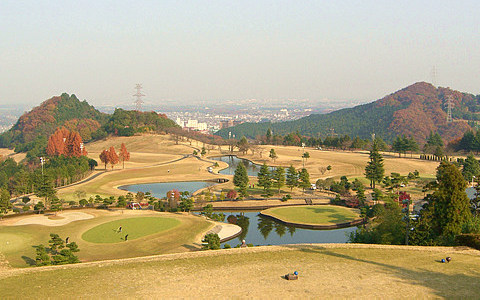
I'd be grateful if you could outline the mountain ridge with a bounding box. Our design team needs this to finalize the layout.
[216,82,478,144]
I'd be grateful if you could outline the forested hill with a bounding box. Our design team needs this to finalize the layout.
[0,93,179,155]
[0,93,107,151]
[216,82,478,143]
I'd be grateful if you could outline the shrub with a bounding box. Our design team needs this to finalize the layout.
[203,233,220,250]
[224,243,231,249]
[68,201,76,206]
[455,234,480,250]
[22,205,30,212]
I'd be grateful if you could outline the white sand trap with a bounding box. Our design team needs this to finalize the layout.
[207,223,242,242]
[13,212,94,226]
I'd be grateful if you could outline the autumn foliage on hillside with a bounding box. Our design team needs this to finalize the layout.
[0,93,106,152]
[46,127,87,157]
[217,82,479,144]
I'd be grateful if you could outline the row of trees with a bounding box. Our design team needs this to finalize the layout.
[99,143,130,170]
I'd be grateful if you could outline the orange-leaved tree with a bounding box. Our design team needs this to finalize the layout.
[119,143,130,169]
[99,149,109,170]
[46,127,70,156]
[106,146,119,170]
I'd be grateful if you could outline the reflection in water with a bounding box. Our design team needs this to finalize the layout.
[287,226,296,237]
[274,222,286,237]
[215,211,355,245]
[236,214,250,241]
[257,215,274,240]
[211,155,274,176]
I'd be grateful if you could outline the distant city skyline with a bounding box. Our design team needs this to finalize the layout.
[1,1,479,107]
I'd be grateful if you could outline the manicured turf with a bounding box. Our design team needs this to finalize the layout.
[0,210,211,267]
[82,217,180,243]
[1,245,479,298]
[262,205,359,225]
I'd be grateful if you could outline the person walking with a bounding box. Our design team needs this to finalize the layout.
[65,237,69,244]
[125,234,129,241]
[118,225,122,233]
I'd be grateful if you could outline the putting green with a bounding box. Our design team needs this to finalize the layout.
[82,217,181,243]
[261,205,359,226]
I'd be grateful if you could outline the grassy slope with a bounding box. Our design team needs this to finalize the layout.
[262,205,359,225]
[0,245,479,298]
[0,210,211,267]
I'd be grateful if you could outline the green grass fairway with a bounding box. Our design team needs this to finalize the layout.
[1,245,479,298]
[262,205,359,225]
[82,217,180,243]
[0,210,211,267]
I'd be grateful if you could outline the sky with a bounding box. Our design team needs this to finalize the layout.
[0,0,479,108]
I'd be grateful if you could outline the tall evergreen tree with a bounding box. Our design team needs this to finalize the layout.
[433,161,472,239]
[298,168,311,192]
[286,166,298,191]
[233,162,249,198]
[257,163,272,196]
[365,139,385,188]
[462,153,480,182]
[272,166,286,194]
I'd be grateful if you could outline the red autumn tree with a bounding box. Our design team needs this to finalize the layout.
[106,146,119,169]
[99,149,109,170]
[119,143,130,169]
[65,131,85,157]
[47,127,87,157]
[46,127,69,156]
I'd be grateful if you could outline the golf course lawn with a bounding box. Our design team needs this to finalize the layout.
[82,217,181,243]
[0,210,212,267]
[261,205,359,225]
[0,244,479,298]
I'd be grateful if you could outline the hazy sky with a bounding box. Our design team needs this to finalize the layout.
[1,1,479,108]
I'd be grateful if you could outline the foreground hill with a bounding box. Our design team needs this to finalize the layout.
[0,93,107,151]
[0,94,179,154]
[0,244,478,298]
[217,82,478,144]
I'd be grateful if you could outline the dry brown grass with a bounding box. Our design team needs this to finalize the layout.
[0,244,479,299]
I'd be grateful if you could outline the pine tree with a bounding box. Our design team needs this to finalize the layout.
[119,143,130,169]
[272,166,285,194]
[432,161,472,239]
[35,244,51,266]
[269,149,277,163]
[233,162,249,198]
[257,163,272,196]
[298,168,311,192]
[462,153,480,182]
[365,139,384,189]
[286,166,298,191]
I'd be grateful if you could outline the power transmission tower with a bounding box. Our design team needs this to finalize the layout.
[133,84,145,111]
[445,95,454,123]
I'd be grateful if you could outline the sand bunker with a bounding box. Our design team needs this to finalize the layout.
[12,212,94,226]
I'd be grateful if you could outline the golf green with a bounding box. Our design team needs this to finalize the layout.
[261,205,359,226]
[82,217,181,243]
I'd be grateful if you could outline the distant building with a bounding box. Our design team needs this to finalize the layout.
[219,120,244,129]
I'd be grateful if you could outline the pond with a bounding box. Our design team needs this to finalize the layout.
[118,181,216,199]
[211,155,274,176]
[213,211,355,246]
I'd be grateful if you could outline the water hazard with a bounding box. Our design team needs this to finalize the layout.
[211,155,274,176]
